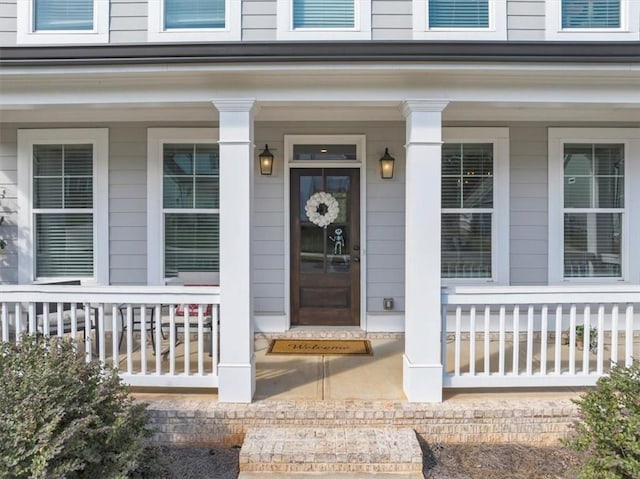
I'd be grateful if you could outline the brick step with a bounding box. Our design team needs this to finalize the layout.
[238,427,424,478]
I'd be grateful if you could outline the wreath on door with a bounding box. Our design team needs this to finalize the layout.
[305,192,340,228]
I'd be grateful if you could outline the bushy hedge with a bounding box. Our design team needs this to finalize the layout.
[0,334,163,478]
[565,361,640,479]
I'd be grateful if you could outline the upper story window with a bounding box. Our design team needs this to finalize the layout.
[546,0,640,40]
[277,0,371,40]
[17,129,109,284]
[441,128,510,284]
[17,0,109,44]
[148,0,241,42]
[413,0,507,39]
[548,128,640,284]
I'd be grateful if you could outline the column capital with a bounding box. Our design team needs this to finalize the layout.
[212,99,258,114]
[401,100,449,117]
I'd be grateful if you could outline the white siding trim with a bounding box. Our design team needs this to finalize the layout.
[16,0,109,44]
[412,0,507,40]
[283,134,367,329]
[442,127,510,286]
[548,128,640,284]
[276,0,372,40]
[17,128,109,285]
[147,0,241,42]
[146,128,219,285]
[545,0,640,40]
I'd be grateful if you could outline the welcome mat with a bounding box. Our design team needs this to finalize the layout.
[267,339,372,355]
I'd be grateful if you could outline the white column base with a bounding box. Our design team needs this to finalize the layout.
[403,354,443,403]
[218,355,256,403]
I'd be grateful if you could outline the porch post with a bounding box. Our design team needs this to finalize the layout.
[402,100,448,403]
[213,99,256,403]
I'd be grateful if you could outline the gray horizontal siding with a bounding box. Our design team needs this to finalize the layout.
[509,125,548,285]
[110,0,148,44]
[372,0,412,40]
[242,0,276,41]
[0,0,16,45]
[507,0,545,41]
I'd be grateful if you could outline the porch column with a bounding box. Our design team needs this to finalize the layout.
[213,99,256,403]
[402,100,448,403]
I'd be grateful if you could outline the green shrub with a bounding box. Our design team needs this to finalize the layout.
[564,360,640,479]
[0,334,161,479]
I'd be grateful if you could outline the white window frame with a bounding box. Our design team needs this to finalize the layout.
[17,129,109,285]
[548,128,640,284]
[276,0,371,40]
[16,0,109,45]
[441,127,510,285]
[148,0,240,42]
[413,0,507,40]
[147,128,220,285]
[545,0,640,40]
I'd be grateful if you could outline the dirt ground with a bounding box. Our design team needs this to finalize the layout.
[156,443,583,478]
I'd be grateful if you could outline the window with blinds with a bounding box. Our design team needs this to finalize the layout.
[33,144,94,278]
[164,0,225,29]
[563,144,624,278]
[163,144,219,277]
[293,0,355,28]
[34,0,93,31]
[441,143,494,279]
[561,0,620,28]
[429,0,489,28]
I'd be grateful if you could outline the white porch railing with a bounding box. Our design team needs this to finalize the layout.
[442,285,640,388]
[0,285,220,388]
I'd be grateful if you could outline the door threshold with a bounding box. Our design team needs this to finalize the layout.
[258,327,367,340]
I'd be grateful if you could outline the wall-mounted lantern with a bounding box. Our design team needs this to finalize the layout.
[379,148,395,179]
[258,144,274,176]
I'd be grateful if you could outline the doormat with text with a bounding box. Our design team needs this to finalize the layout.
[267,339,372,355]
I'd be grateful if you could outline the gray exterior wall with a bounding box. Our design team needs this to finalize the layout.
[0,0,556,46]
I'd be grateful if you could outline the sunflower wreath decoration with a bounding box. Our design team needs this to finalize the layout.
[304,191,340,228]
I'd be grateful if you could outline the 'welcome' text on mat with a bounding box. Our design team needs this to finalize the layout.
[267,339,372,355]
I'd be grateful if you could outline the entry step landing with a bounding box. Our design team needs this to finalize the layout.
[238,427,423,478]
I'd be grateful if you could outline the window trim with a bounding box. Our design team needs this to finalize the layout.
[147,128,220,285]
[276,0,371,40]
[548,128,640,284]
[413,0,507,40]
[17,128,109,285]
[441,127,510,285]
[148,0,241,42]
[545,0,640,40]
[16,0,109,45]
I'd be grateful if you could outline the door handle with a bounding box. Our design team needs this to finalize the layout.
[353,257,360,263]
[353,245,360,251]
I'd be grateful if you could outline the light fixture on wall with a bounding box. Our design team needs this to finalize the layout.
[258,144,274,176]
[379,148,395,179]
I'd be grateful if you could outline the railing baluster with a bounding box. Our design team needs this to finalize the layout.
[183,306,190,375]
[582,305,590,374]
[126,305,133,374]
[98,304,105,365]
[540,305,548,375]
[512,305,520,375]
[70,303,78,341]
[169,305,176,376]
[554,305,562,374]
[498,306,505,376]
[84,303,91,363]
[484,306,490,375]
[155,305,162,375]
[28,303,36,334]
[597,304,604,375]
[56,303,63,340]
[469,306,476,376]
[198,305,204,376]
[611,304,619,366]
[454,306,461,376]
[112,304,118,368]
[441,304,447,368]
[212,305,218,376]
[526,305,534,376]
[625,304,633,367]
[15,303,22,343]
[140,305,147,375]
[569,305,576,375]
[43,303,50,336]
[1,303,8,342]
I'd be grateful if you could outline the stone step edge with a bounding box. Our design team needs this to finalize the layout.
[239,426,423,474]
